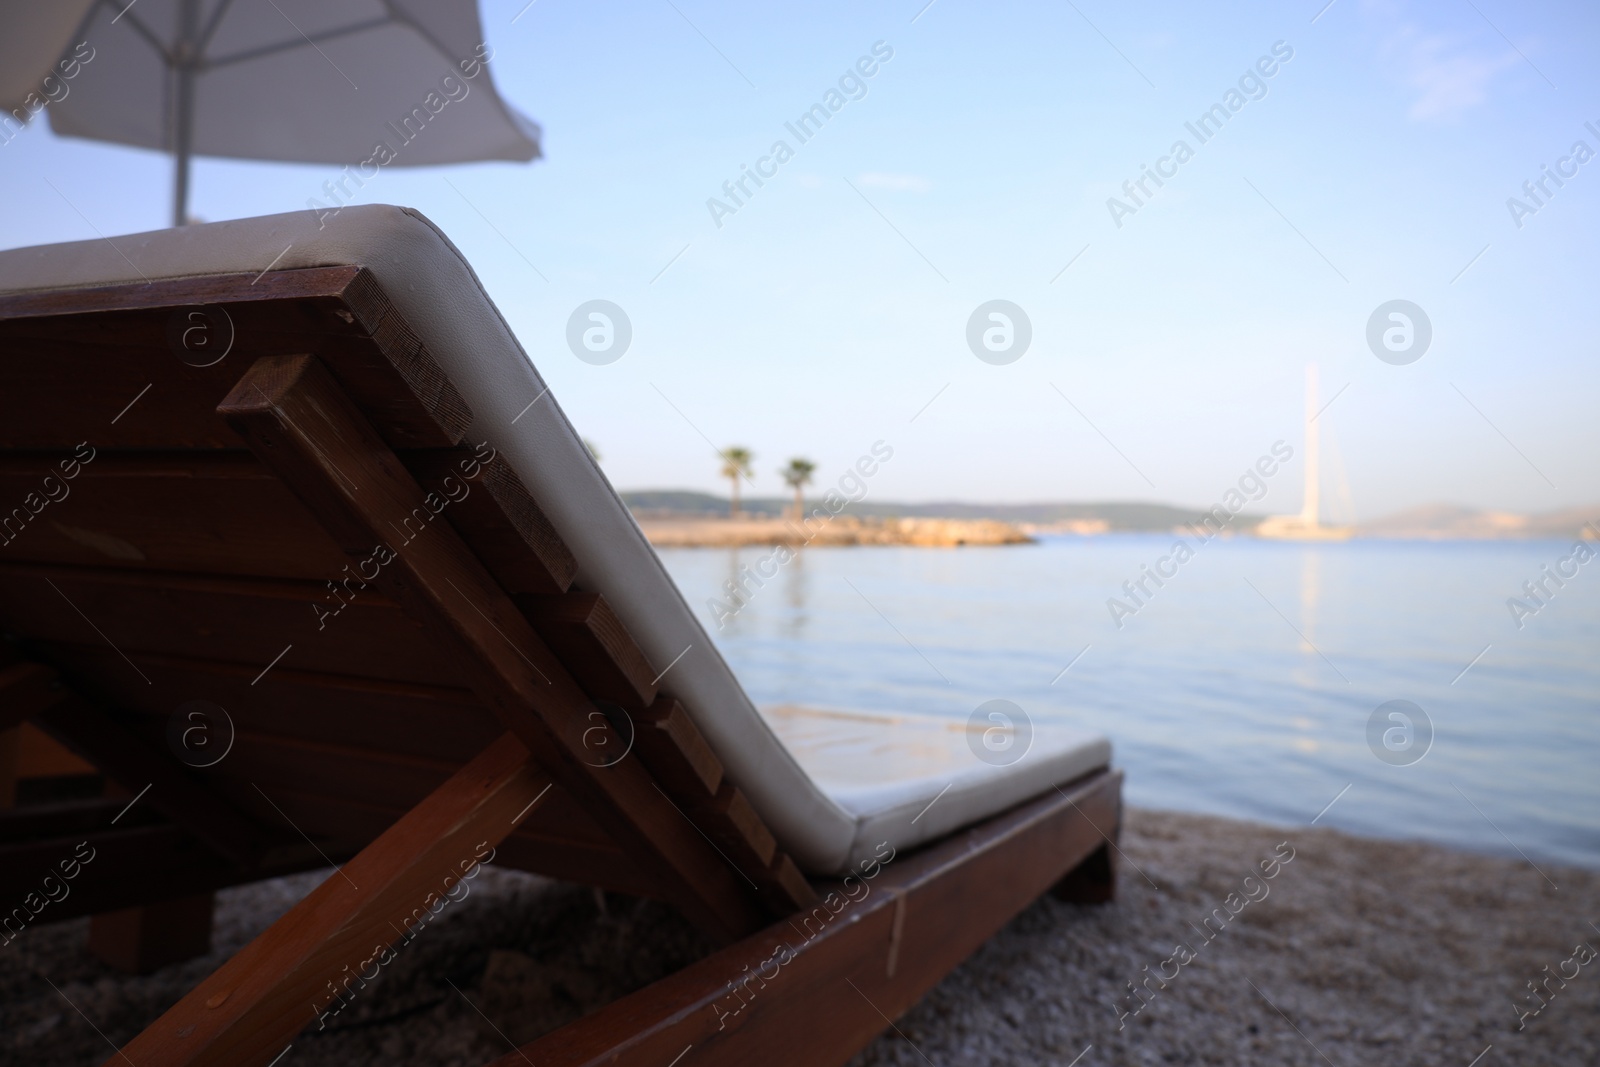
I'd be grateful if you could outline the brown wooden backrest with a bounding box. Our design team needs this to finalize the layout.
[0,267,813,940]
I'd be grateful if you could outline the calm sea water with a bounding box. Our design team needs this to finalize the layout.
[656,535,1600,870]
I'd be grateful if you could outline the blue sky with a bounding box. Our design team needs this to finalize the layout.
[4,0,1597,520]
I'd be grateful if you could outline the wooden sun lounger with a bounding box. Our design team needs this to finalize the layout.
[0,208,1121,1067]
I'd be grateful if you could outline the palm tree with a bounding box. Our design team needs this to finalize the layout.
[720,447,753,518]
[781,458,816,521]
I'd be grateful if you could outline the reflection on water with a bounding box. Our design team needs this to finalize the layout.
[659,536,1600,869]
[1293,550,1322,753]
[1299,547,1320,653]
[1288,548,1322,719]
[783,548,809,639]
[719,548,744,634]
[713,544,812,640]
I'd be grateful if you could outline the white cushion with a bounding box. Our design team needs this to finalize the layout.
[765,705,1112,871]
[0,205,1112,875]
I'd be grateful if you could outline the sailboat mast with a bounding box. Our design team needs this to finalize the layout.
[1301,364,1319,527]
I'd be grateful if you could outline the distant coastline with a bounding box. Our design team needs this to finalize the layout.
[639,515,1031,548]
[624,491,1599,544]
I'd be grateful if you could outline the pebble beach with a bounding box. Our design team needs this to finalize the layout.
[4,808,1595,1067]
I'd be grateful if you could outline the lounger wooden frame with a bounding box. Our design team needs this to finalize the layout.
[0,268,1120,1067]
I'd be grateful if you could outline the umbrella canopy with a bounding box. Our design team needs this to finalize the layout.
[2,0,541,225]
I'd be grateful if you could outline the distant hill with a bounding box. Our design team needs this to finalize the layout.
[622,490,788,518]
[620,491,1265,532]
[620,491,1600,540]
[1358,504,1599,540]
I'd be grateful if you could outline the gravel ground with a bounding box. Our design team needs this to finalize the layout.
[3,808,1596,1066]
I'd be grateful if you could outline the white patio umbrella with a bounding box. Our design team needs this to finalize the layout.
[1,0,541,226]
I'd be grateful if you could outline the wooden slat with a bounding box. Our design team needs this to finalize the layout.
[114,731,547,1067]
[0,660,65,732]
[491,833,654,897]
[3,660,282,871]
[0,796,142,841]
[213,737,478,827]
[217,353,767,941]
[691,782,777,871]
[633,697,722,800]
[194,732,620,856]
[490,769,1122,1067]
[38,651,799,913]
[0,719,100,810]
[6,660,649,907]
[0,267,469,450]
[0,824,331,925]
[33,692,271,869]
[411,451,576,595]
[0,453,346,579]
[505,585,812,913]
[243,782,657,898]
[520,593,658,710]
[690,783,818,913]
[27,642,501,766]
[0,562,465,688]
[629,696,815,911]
[756,854,817,917]
[47,691,630,868]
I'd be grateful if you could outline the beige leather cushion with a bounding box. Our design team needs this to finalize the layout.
[0,205,1112,875]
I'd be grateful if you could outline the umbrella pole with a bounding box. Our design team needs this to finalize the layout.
[173,101,192,227]
[172,0,199,227]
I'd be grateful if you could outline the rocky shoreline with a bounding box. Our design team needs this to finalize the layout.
[4,809,1595,1066]
[638,515,1033,547]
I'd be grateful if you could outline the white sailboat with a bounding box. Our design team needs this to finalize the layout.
[1256,364,1354,542]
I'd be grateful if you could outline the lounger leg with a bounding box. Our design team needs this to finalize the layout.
[88,893,215,973]
[0,724,17,809]
[1050,841,1117,903]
